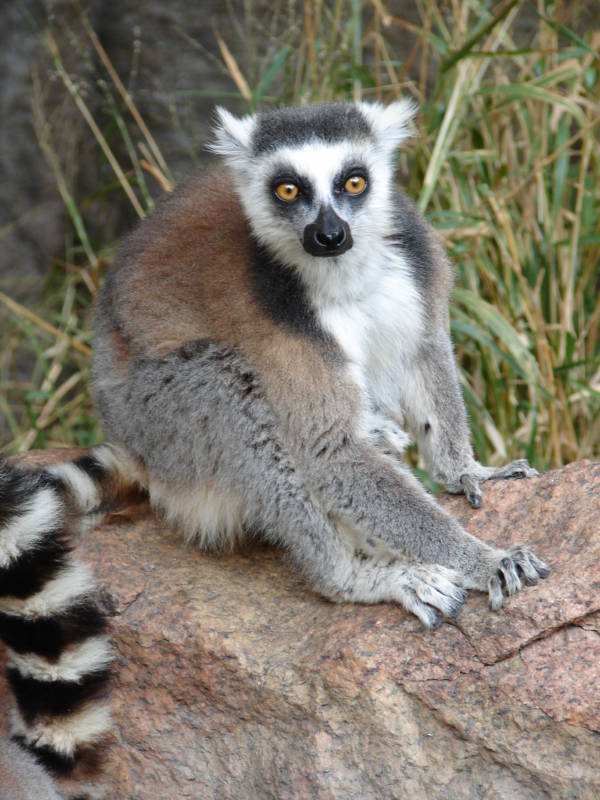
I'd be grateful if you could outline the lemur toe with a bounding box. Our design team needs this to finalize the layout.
[415,583,466,619]
[467,490,482,508]
[487,545,549,610]
[408,566,468,623]
[403,592,442,629]
[511,545,550,581]
[499,557,522,595]
[492,459,539,481]
[460,473,483,508]
[427,610,443,631]
[532,558,551,579]
[488,575,504,611]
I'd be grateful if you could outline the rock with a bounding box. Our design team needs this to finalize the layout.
[1,453,599,799]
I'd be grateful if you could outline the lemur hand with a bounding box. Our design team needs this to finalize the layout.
[447,459,539,508]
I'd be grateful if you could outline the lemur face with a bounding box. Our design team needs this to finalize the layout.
[260,139,376,259]
[211,101,415,273]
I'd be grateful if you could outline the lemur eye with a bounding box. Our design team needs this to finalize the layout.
[275,183,299,202]
[344,175,367,195]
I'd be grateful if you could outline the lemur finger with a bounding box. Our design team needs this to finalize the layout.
[498,557,522,595]
[488,575,504,611]
[516,546,551,579]
[415,582,466,618]
[510,549,539,585]
[398,588,442,630]
[489,459,540,481]
[460,473,482,508]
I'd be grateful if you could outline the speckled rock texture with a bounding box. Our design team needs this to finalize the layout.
[1,453,599,799]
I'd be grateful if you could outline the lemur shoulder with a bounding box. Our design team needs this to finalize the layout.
[0,100,549,799]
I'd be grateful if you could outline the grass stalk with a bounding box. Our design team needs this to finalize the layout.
[45,29,146,219]
[81,13,173,181]
[0,291,92,358]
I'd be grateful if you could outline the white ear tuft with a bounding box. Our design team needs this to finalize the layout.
[359,99,417,153]
[208,107,256,165]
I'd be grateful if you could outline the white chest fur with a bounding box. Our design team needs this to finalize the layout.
[316,248,423,413]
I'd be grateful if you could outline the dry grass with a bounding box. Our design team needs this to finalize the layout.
[1,0,598,471]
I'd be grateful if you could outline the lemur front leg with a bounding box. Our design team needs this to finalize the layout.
[300,436,549,608]
[264,346,549,610]
[267,362,549,611]
[403,333,538,509]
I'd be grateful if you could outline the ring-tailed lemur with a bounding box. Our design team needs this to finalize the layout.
[0,100,550,798]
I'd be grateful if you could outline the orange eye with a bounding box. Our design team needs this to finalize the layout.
[275,183,299,202]
[344,175,367,195]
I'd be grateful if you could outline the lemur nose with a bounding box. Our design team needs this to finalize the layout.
[302,204,353,258]
[315,227,346,249]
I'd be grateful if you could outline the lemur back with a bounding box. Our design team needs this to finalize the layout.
[1,101,550,797]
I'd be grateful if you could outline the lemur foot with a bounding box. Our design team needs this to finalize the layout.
[397,565,467,629]
[486,546,550,610]
[454,459,539,508]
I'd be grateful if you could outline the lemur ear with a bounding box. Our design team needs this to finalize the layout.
[359,99,417,154]
[209,107,256,166]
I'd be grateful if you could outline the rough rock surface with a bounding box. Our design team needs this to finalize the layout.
[1,452,599,799]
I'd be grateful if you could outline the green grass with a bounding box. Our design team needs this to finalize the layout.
[1,0,599,470]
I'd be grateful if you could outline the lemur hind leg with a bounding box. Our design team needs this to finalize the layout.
[103,341,466,628]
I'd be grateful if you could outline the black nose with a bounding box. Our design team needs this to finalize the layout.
[315,226,346,249]
[303,205,353,257]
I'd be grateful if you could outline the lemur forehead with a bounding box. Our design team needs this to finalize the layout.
[251,104,373,155]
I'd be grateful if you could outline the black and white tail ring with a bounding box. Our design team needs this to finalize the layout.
[0,445,143,792]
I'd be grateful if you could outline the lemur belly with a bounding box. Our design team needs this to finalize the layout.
[149,475,249,549]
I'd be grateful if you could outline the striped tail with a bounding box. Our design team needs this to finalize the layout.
[0,445,144,797]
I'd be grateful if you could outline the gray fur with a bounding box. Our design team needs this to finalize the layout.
[93,340,467,627]
[93,334,546,624]
[90,100,549,628]
[252,104,372,154]
[402,332,540,505]
[388,188,436,293]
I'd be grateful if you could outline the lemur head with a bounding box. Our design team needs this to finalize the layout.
[210,101,415,276]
